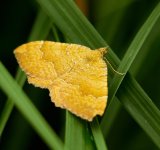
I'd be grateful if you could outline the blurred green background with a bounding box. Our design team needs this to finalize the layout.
[0,0,160,150]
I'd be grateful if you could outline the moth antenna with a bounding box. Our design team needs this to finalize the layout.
[103,57,125,76]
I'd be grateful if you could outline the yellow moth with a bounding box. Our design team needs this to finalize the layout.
[14,41,108,121]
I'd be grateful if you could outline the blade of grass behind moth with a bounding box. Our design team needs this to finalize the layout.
[65,112,86,150]
[0,9,52,140]
[36,0,160,147]
[51,26,60,42]
[101,1,160,134]
[0,62,64,150]
[90,118,108,150]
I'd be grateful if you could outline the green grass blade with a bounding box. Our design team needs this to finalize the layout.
[28,9,52,41]
[109,2,160,102]
[52,26,60,42]
[65,112,86,150]
[117,73,160,148]
[90,119,108,150]
[0,100,14,135]
[0,69,25,135]
[0,62,63,150]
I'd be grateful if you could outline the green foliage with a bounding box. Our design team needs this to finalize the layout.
[0,0,160,150]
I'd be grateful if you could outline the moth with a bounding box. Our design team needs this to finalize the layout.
[14,41,108,121]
